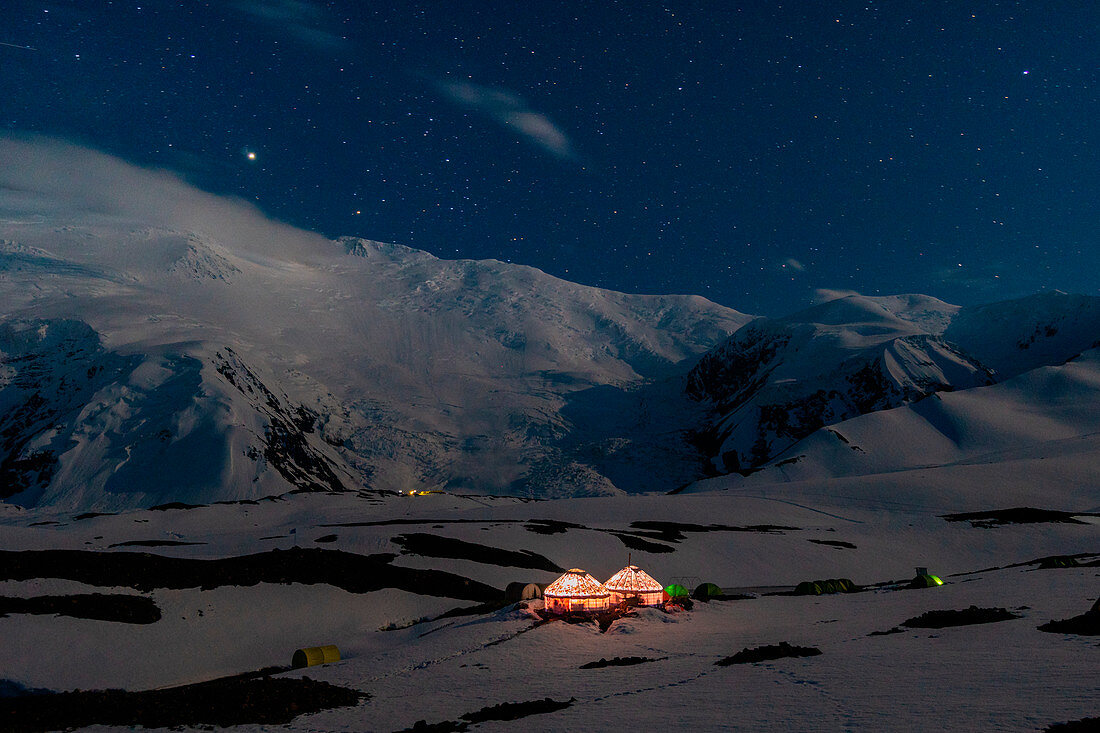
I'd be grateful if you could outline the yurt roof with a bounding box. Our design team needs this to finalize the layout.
[605,565,663,593]
[544,568,610,599]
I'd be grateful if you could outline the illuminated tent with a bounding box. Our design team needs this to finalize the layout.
[604,565,664,606]
[543,568,611,614]
[663,584,690,600]
[909,573,944,589]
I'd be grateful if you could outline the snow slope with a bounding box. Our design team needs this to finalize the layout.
[945,291,1100,377]
[682,345,1100,497]
[0,482,1095,731]
[688,291,1100,476]
[687,295,995,472]
[0,138,750,509]
[1,138,1097,730]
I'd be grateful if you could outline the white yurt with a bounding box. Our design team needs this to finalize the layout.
[542,569,611,614]
[604,565,664,606]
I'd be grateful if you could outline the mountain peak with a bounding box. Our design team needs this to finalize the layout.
[786,293,959,334]
[0,150,751,508]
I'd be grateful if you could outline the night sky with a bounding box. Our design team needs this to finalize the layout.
[3,1,1097,315]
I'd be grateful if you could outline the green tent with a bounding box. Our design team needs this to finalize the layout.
[909,573,943,589]
[826,578,855,593]
[664,584,689,599]
[1038,556,1079,569]
[693,582,724,601]
[794,578,857,595]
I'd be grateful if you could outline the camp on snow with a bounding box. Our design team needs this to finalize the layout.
[541,565,671,614]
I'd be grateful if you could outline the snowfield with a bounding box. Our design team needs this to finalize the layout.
[1,478,1097,731]
[1,138,1098,731]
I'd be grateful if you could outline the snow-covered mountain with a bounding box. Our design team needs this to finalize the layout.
[3,138,1099,512]
[943,291,1100,377]
[681,344,1100,495]
[687,291,1100,478]
[686,295,996,472]
[0,139,750,509]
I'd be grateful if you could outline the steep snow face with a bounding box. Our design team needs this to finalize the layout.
[944,292,1100,377]
[687,295,993,473]
[687,291,1100,479]
[0,140,751,509]
[0,320,357,510]
[684,346,1100,491]
[0,320,139,506]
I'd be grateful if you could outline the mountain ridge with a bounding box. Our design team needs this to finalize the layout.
[0,141,751,508]
[686,291,1100,480]
[3,140,1098,511]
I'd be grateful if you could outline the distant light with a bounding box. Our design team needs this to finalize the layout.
[1022,70,1030,75]
[246,151,257,161]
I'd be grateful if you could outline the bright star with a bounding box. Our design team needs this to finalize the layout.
[246,151,257,161]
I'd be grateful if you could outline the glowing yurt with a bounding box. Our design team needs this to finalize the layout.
[543,569,611,614]
[604,565,664,606]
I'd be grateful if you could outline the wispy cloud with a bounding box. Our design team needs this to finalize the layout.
[813,288,862,303]
[233,0,346,50]
[781,257,805,272]
[0,135,330,260]
[435,79,577,160]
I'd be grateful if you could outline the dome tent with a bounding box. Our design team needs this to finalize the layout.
[543,569,611,614]
[663,583,690,600]
[505,582,545,602]
[693,582,724,601]
[1037,556,1079,569]
[794,578,857,596]
[605,565,664,606]
[908,566,943,589]
[909,573,943,589]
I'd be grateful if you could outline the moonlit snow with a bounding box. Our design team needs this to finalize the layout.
[1,139,1097,732]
